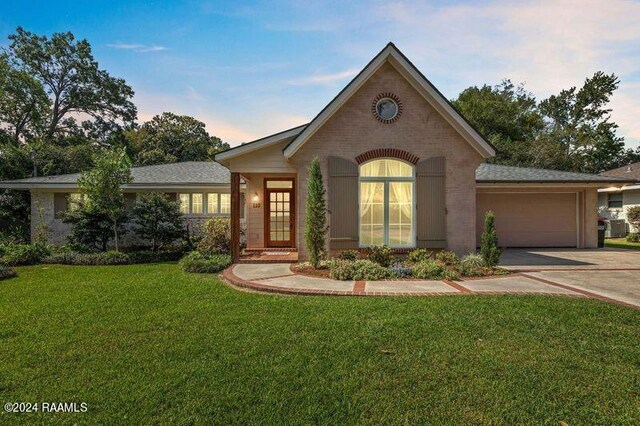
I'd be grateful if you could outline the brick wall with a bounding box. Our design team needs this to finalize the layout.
[288,61,484,259]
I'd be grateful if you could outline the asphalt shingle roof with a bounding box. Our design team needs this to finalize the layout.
[476,163,636,183]
[600,162,640,181]
[0,161,231,186]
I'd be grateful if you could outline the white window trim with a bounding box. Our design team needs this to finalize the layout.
[358,158,417,248]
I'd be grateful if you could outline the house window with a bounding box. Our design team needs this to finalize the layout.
[608,193,623,209]
[179,194,190,214]
[220,194,231,214]
[359,159,415,247]
[191,193,203,214]
[207,193,219,213]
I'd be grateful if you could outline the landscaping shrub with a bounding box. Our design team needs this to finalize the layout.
[132,192,184,252]
[128,250,184,264]
[44,251,131,265]
[441,268,461,281]
[338,250,359,261]
[327,259,354,280]
[626,233,640,243]
[198,217,232,255]
[481,211,502,267]
[366,245,394,267]
[0,243,51,266]
[43,250,184,266]
[412,260,444,280]
[435,250,459,266]
[328,259,392,280]
[179,251,231,274]
[407,248,432,263]
[627,206,640,233]
[0,264,17,280]
[460,253,485,268]
[389,263,412,278]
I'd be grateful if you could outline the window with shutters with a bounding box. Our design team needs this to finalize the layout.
[359,159,415,247]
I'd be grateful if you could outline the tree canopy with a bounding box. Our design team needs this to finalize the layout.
[6,27,137,142]
[452,73,640,173]
[126,112,230,165]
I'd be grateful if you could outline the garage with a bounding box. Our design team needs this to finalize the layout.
[476,192,577,248]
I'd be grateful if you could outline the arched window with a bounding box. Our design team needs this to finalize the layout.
[359,159,415,247]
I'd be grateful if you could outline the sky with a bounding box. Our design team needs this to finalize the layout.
[1,0,639,148]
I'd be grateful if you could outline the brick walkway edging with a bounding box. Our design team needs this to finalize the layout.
[221,266,640,308]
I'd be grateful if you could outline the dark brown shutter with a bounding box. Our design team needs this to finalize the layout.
[328,156,359,250]
[416,156,446,248]
[54,193,68,215]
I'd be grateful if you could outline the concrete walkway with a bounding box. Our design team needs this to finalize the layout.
[223,262,640,310]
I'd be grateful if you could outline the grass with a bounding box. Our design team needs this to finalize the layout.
[605,238,640,250]
[1,264,639,425]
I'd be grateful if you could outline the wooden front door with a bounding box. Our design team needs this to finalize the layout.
[265,179,295,247]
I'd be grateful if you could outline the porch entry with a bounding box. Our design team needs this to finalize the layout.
[264,178,295,247]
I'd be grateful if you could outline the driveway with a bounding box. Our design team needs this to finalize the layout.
[500,248,640,270]
[501,248,640,308]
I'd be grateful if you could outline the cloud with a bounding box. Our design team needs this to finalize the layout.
[288,69,359,86]
[107,43,167,53]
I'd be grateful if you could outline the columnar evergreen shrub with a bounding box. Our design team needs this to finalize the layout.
[304,157,327,269]
[480,211,502,267]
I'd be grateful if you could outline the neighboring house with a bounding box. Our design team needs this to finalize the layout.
[0,162,245,246]
[214,43,632,260]
[598,162,640,236]
[0,43,632,258]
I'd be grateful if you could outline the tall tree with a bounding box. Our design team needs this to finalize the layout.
[6,27,136,141]
[539,72,625,173]
[77,149,132,251]
[452,80,544,166]
[0,54,50,144]
[127,112,230,165]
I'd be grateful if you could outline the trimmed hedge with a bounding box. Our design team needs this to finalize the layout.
[179,251,231,274]
[43,250,184,266]
[0,264,17,280]
[0,244,51,266]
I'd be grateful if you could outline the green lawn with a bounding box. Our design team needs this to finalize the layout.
[1,264,639,425]
[606,238,640,250]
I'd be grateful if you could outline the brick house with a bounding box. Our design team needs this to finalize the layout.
[215,43,631,260]
[1,43,632,258]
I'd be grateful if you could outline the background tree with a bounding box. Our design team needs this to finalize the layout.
[132,192,184,252]
[0,54,50,144]
[127,112,229,165]
[6,27,136,141]
[453,72,632,173]
[304,157,327,269]
[539,72,625,173]
[452,80,544,166]
[77,149,132,251]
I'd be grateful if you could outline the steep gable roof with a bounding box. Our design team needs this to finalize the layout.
[283,42,496,159]
[214,124,307,164]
